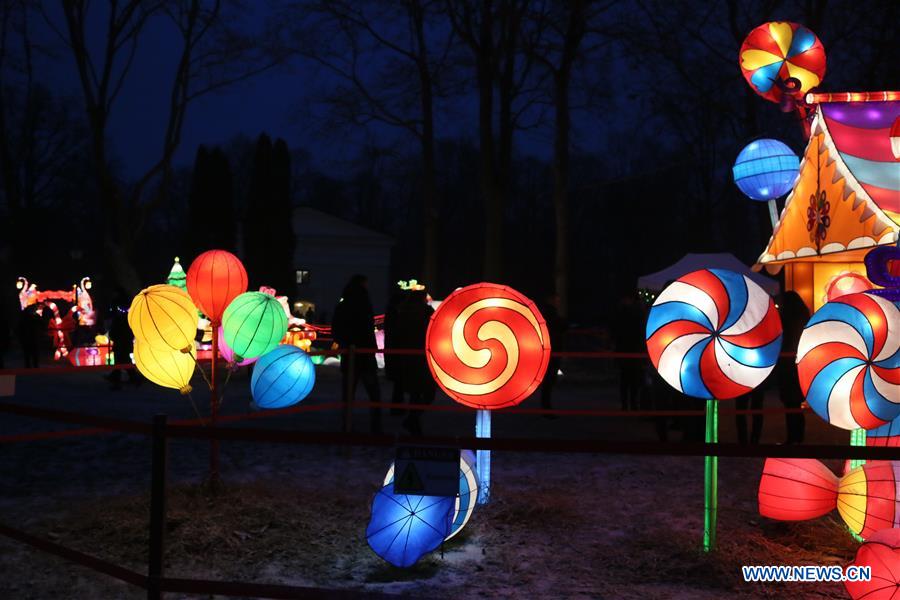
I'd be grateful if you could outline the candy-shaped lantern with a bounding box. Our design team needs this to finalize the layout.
[186,250,248,324]
[222,292,288,361]
[366,483,455,568]
[739,21,826,105]
[128,285,198,353]
[134,340,195,394]
[845,528,900,600]
[758,458,900,540]
[796,293,900,430]
[646,269,782,399]
[733,139,799,201]
[384,449,478,541]
[250,345,315,409]
[425,283,550,410]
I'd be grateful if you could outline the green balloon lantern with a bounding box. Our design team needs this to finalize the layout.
[221,292,288,361]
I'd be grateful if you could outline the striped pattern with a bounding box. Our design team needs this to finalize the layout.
[185,250,248,324]
[128,284,198,352]
[645,269,782,400]
[250,345,315,409]
[221,292,288,361]
[797,293,900,430]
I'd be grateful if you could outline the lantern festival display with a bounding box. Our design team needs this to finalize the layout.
[759,458,900,540]
[366,483,455,568]
[732,139,800,201]
[383,449,479,542]
[128,284,198,353]
[796,292,900,430]
[222,291,288,361]
[739,21,826,105]
[425,283,551,410]
[844,528,900,600]
[216,327,257,368]
[645,269,782,399]
[186,250,248,324]
[250,345,316,409]
[133,340,196,395]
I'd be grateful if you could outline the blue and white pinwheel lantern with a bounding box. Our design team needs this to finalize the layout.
[250,345,316,409]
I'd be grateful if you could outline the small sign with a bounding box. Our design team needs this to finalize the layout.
[394,446,460,497]
[0,375,14,397]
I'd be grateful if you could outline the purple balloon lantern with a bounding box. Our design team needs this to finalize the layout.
[218,327,258,367]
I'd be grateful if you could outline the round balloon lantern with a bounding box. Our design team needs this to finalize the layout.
[217,327,257,368]
[646,269,782,399]
[732,139,799,201]
[128,284,198,353]
[221,292,288,361]
[134,340,195,394]
[739,21,826,104]
[797,293,900,430]
[845,527,900,600]
[186,250,248,324]
[425,283,550,410]
[824,272,873,303]
[250,345,315,409]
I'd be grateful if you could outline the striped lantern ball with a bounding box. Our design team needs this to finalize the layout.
[732,139,799,201]
[222,292,289,361]
[186,250,248,324]
[250,345,315,409]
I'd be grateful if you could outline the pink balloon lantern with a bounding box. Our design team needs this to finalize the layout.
[217,327,257,367]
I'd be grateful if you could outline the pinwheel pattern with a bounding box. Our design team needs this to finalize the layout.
[740,21,826,104]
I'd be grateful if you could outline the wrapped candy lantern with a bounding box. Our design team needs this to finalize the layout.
[186,250,248,324]
[134,340,195,394]
[222,292,288,361]
[250,345,315,409]
[128,285,198,353]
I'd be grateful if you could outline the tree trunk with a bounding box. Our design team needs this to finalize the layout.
[477,3,501,280]
[552,71,570,317]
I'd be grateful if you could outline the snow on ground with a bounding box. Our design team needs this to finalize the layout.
[0,364,857,599]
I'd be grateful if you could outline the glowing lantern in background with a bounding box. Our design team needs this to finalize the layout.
[166,257,188,291]
[845,528,900,600]
[128,285,198,353]
[250,345,316,409]
[739,21,826,105]
[217,328,257,368]
[759,458,900,540]
[186,250,248,324]
[733,139,800,201]
[645,269,782,399]
[133,340,195,394]
[425,283,551,410]
[366,483,455,568]
[222,292,288,361]
[823,272,873,303]
[796,293,900,430]
[891,117,900,160]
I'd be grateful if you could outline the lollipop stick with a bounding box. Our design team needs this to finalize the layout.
[703,399,718,552]
[767,199,779,229]
[848,428,867,542]
[476,409,491,505]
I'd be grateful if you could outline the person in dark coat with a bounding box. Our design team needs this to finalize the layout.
[16,304,44,368]
[611,293,645,410]
[0,306,9,369]
[382,287,408,416]
[537,293,566,415]
[332,275,382,434]
[389,288,435,436]
[735,386,765,444]
[107,289,138,389]
[778,291,810,444]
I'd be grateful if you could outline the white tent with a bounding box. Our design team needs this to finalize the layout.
[637,253,780,295]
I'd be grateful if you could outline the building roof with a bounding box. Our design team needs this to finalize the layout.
[292,207,394,246]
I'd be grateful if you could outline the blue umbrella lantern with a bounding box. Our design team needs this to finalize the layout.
[250,345,316,409]
[366,484,455,568]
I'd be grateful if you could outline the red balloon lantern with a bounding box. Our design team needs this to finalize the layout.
[425,283,551,410]
[186,250,248,324]
[845,528,900,600]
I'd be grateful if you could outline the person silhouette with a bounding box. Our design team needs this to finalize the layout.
[390,288,435,436]
[777,291,810,444]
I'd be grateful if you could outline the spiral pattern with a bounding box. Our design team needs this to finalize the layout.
[646,269,782,400]
[426,284,550,410]
[797,293,900,430]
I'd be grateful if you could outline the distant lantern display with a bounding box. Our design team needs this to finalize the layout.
[128,284,198,353]
[166,257,188,291]
[134,340,195,394]
[733,139,800,201]
[645,269,782,399]
[250,345,316,409]
[759,458,900,540]
[739,21,826,104]
[186,250,248,324]
[425,283,551,410]
[222,292,289,361]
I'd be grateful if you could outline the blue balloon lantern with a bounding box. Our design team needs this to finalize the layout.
[732,139,799,201]
[250,345,316,409]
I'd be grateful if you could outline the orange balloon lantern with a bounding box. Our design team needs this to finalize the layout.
[425,283,551,410]
[186,250,248,324]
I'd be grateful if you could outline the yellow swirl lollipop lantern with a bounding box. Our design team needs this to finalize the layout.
[134,340,196,394]
[128,284,198,353]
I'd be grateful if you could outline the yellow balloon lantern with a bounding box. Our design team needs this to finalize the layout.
[134,340,195,394]
[128,284,198,353]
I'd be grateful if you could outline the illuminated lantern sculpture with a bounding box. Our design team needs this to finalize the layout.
[759,458,900,540]
[824,272,873,303]
[222,292,288,361]
[867,414,900,448]
[845,528,900,600]
[133,340,195,394]
[739,21,826,105]
[733,139,799,201]
[891,117,900,160]
[796,292,900,430]
[166,257,188,291]
[384,449,479,541]
[646,269,782,399]
[217,328,257,368]
[425,283,551,410]
[366,483,455,568]
[128,285,198,353]
[250,345,315,409]
[186,250,248,324]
